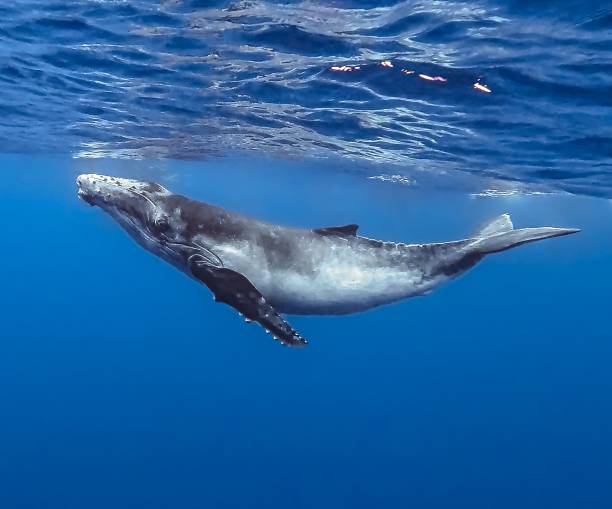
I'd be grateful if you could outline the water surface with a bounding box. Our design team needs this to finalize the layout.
[0,1,611,195]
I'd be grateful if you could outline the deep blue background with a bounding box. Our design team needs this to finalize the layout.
[0,154,610,508]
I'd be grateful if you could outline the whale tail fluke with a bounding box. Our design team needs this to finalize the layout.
[470,213,579,254]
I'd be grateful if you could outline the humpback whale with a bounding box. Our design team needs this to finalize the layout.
[77,174,579,347]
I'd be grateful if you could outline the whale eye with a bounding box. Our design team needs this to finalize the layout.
[155,217,170,232]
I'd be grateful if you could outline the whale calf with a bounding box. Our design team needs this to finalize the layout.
[77,174,579,347]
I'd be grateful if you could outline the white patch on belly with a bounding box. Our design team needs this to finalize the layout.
[204,236,448,315]
[266,256,445,315]
[323,265,368,288]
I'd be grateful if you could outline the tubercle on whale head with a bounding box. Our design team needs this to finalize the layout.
[76,173,179,245]
[76,174,168,207]
[77,174,169,216]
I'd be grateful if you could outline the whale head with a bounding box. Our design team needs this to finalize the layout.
[77,173,169,219]
[76,174,186,256]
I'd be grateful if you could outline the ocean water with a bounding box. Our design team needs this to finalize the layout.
[1,155,611,508]
[0,1,611,508]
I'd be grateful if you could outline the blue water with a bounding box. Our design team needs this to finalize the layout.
[0,1,611,508]
[1,154,611,508]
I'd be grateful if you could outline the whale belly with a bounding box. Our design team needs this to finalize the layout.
[209,236,447,315]
[262,259,445,315]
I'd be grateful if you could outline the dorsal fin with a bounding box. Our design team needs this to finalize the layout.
[313,224,359,237]
[473,213,514,238]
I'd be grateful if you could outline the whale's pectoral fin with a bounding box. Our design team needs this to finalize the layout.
[314,223,359,237]
[189,262,308,348]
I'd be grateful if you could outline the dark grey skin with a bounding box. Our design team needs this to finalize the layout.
[77,174,579,347]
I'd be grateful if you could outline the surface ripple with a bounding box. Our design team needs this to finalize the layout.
[0,0,610,196]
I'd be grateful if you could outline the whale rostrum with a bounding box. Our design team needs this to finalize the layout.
[77,174,579,347]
